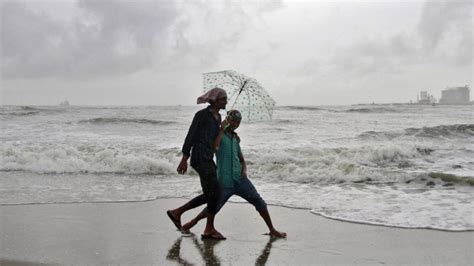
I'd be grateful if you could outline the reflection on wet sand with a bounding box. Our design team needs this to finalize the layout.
[255,236,279,265]
[166,234,220,265]
[166,236,193,265]
[166,235,281,265]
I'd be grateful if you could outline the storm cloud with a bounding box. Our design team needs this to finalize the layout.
[1,0,283,79]
[328,0,472,78]
[0,0,471,105]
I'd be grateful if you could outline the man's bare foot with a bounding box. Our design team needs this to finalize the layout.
[166,210,182,230]
[269,230,287,238]
[169,209,181,220]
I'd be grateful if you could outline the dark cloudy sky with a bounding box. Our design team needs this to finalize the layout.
[1,0,472,105]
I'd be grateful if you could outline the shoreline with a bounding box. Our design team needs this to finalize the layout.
[2,196,473,233]
[1,198,473,265]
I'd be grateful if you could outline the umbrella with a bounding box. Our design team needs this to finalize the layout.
[202,70,276,121]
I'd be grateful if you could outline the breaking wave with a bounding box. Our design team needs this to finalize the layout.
[425,172,474,186]
[359,124,474,140]
[0,142,435,183]
[0,143,179,175]
[2,141,471,187]
[241,144,445,185]
[78,117,176,125]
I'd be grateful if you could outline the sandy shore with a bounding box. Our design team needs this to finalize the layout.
[1,198,472,265]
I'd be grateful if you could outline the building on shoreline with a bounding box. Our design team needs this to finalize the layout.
[416,91,436,104]
[439,86,470,105]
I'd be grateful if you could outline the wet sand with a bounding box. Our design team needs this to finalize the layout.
[1,198,473,265]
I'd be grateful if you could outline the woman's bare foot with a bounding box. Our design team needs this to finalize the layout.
[181,219,198,234]
[202,229,226,240]
[269,230,287,238]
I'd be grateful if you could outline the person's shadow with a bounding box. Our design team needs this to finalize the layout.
[166,235,280,266]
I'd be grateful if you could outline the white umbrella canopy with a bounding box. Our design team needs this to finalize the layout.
[202,70,276,121]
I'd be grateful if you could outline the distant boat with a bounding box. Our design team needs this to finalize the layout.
[59,100,70,106]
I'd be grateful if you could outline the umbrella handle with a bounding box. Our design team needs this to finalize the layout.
[229,95,239,110]
[229,81,246,110]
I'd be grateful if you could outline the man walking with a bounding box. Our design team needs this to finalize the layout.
[167,87,227,239]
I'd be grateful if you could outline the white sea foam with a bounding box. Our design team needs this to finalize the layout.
[2,171,471,231]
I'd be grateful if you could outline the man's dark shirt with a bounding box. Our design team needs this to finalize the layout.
[182,106,221,167]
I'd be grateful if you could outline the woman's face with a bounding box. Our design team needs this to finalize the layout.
[228,118,241,131]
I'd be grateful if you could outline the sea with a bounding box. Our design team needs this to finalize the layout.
[1,104,473,231]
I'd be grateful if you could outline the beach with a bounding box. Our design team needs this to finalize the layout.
[2,0,473,264]
[1,198,472,265]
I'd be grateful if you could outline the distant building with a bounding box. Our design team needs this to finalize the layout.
[439,86,470,105]
[417,91,435,104]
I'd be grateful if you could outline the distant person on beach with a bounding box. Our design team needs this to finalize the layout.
[181,110,286,238]
[167,87,227,239]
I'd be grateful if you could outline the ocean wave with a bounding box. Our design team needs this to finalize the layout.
[0,106,69,116]
[269,119,300,125]
[398,172,474,187]
[426,172,474,186]
[279,106,325,111]
[20,106,40,111]
[404,124,474,138]
[0,111,40,116]
[280,106,402,113]
[343,107,400,113]
[2,141,470,187]
[0,143,180,175]
[242,144,437,185]
[0,142,426,182]
[78,117,176,125]
[359,124,474,140]
[0,106,43,116]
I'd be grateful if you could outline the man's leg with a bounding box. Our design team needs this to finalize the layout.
[167,193,207,230]
[182,187,234,232]
[167,164,215,230]
[236,177,286,238]
[199,162,225,239]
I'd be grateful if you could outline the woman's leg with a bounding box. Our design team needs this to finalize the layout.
[236,177,286,238]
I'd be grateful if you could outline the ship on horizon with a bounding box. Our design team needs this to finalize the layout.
[59,100,70,106]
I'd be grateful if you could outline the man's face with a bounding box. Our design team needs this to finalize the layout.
[216,97,227,110]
